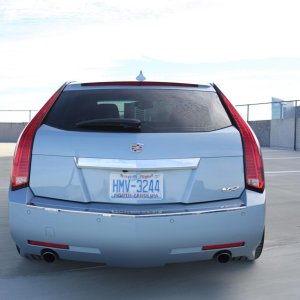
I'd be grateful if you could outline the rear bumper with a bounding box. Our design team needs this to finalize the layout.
[9,190,265,267]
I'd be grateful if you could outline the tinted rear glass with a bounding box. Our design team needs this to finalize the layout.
[44,89,232,132]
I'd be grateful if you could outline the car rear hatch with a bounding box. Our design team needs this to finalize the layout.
[29,84,245,205]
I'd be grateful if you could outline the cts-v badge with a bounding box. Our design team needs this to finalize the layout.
[222,186,240,192]
[131,143,143,153]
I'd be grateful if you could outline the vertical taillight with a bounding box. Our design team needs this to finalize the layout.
[213,84,265,193]
[11,83,68,190]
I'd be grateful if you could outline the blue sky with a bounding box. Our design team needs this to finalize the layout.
[1,0,300,110]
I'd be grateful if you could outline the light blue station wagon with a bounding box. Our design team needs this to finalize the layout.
[9,79,265,267]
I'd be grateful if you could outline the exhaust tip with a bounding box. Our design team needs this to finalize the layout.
[214,251,232,263]
[41,249,58,263]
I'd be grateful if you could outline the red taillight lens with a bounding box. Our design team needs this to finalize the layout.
[28,240,69,249]
[202,242,245,251]
[213,84,265,193]
[11,83,68,190]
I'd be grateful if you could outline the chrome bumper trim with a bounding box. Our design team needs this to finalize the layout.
[26,204,245,218]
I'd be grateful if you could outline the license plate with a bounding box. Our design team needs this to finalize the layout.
[110,172,163,200]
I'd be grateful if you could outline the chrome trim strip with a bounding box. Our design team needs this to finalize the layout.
[75,157,200,171]
[26,205,245,218]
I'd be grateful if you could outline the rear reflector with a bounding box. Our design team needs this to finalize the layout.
[81,81,199,88]
[28,240,69,249]
[202,242,245,251]
[213,84,265,193]
[11,82,68,190]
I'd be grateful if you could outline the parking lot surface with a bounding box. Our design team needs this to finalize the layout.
[1,144,300,300]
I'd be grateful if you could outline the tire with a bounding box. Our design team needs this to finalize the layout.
[255,230,265,259]
[16,244,21,255]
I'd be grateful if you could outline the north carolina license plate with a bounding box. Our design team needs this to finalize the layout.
[110,172,163,200]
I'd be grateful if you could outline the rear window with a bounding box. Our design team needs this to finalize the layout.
[44,89,232,133]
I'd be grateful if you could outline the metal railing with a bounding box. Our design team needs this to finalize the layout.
[236,100,299,122]
[236,100,300,151]
[0,101,299,123]
[0,110,38,123]
[0,102,299,151]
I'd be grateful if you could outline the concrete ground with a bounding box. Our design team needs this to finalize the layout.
[1,145,300,300]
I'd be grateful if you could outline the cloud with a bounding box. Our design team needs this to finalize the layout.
[0,0,201,22]
[1,0,300,109]
[2,0,300,63]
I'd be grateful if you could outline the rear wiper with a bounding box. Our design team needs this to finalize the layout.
[76,118,141,131]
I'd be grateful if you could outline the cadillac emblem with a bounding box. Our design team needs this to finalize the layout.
[131,143,143,153]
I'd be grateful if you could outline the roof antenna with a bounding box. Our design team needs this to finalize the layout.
[136,70,146,82]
